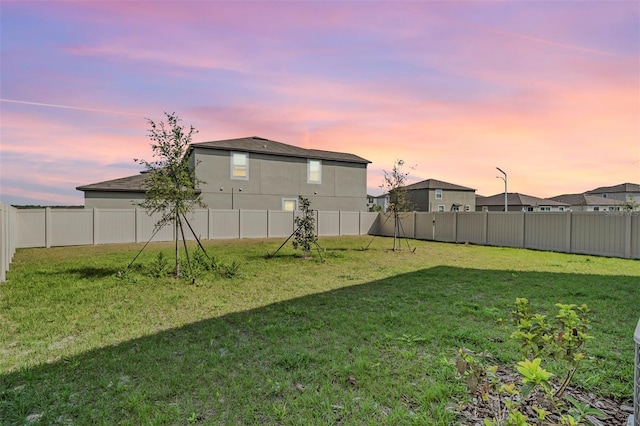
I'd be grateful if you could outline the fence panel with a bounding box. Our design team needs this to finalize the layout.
[96,209,136,244]
[16,209,46,248]
[360,212,379,235]
[524,212,568,252]
[136,210,175,243]
[340,211,360,235]
[50,209,94,247]
[183,209,208,241]
[487,212,524,248]
[268,210,294,238]
[318,211,340,236]
[571,213,626,257]
[415,212,435,240]
[456,212,486,244]
[209,210,240,239]
[241,210,268,238]
[433,212,456,242]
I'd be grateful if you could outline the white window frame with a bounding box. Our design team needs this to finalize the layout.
[437,204,445,212]
[465,205,471,212]
[282,197,298,211]
[539,206,551,212]
[307,159,322,184]
[435,189,443,199]
[230,152,249,180]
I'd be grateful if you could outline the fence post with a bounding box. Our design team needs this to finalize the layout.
[625,213,633,259]
[93,208,98,245]
[520,211,526,248]
[45,207,51,248]
[565,212,572,254]
[483,211,488,245]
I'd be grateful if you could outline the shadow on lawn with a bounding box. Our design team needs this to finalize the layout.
[1,266,638,424]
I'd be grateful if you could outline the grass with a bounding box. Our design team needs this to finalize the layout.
[0,236,638,425]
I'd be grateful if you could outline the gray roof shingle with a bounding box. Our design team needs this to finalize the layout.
[190,136,370,164]
[403,178,475,192]
[549,193,620,206]
[476,193,569,207]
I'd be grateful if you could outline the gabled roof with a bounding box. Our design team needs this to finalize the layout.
[76,172,149,192]
[476,193,569,207]
[190,136,370,164]
[403,178,475,192]
[586,183,640,194]
[549,193,620,206]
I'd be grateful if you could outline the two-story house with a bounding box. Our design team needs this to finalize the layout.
[401,179,476,212]
[77,136,370,211]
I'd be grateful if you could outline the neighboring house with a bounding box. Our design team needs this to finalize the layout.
[585,183,640,206]
[548,193,621,212]
[367,194,389,212]
[475,193,570,212]
[402,179,476,212]
[77,136,371,211]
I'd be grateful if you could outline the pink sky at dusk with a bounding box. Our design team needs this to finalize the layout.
[1,1,638,206]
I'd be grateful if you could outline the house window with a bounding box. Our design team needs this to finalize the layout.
[437,205,445,212]
[526,207,534,212]
[435,189,443,199]
[540,206,551,212]
[558,207,565,212]
[465,205,471,212]
[593,206,600,211]
[307,159,321,184]
[282,198,298,211]
[231,152,248,180]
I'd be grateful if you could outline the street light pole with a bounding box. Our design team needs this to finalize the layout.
[496,167,507,212]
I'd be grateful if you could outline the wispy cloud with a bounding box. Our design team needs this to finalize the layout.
[0,99,147,117]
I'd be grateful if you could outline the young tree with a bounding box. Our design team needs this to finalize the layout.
[379,159,415,250]
[292,196,318,258]
[135,112,205,277]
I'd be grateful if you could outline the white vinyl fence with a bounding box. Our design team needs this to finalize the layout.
[0,203,17,282]
[13,208,380,249]
[2,208,639,282]
[375,211,640,259]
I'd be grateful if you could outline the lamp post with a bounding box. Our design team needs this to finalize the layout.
[496,167,507,212]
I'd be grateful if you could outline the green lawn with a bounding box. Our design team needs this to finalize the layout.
[1,236,638,425]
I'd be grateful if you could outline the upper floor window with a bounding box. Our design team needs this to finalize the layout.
[435,189,443,199]
[307,159,322,184]
[231,152,248,180]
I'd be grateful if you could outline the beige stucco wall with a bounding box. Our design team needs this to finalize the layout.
[192,148,368,211]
